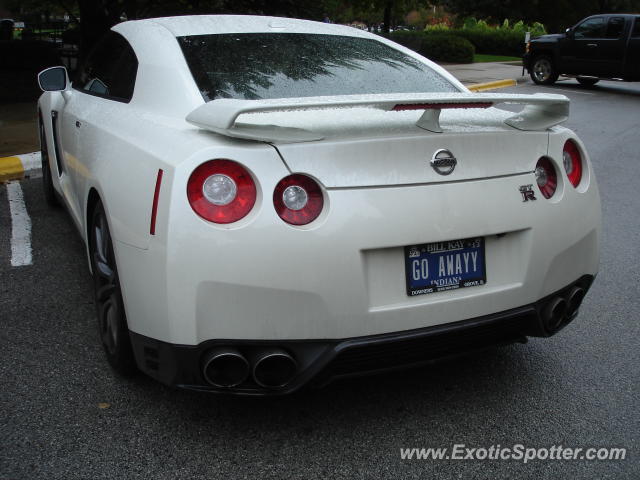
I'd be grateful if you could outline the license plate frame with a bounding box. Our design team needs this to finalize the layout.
[404,237,486,297]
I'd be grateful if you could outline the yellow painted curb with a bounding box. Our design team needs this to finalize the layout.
[0,156,25,182]
[0,152,40,182]
[468,79,517,92]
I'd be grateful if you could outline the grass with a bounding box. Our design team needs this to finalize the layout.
[473,54,521,63]
[12,29,63,40]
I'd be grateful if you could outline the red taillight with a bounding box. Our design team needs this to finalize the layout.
[563,140,583,188]
[273,174,323,225]
[535,157,557,199]
[150,169,163,235]
[187,160,256,224]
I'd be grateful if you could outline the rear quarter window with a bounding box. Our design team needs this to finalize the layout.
[74,31,138,103]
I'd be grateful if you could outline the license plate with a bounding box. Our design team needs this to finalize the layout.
[404,237,486,296]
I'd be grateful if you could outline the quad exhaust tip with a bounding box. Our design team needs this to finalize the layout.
[566,286,586,315]
[202,348,250,388]
[543,297,568,333]
[252,349,298,389]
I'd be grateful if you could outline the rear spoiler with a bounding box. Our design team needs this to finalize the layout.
[186,92,569,143]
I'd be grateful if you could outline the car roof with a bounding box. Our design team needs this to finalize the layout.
[583,13,639,18]
[122,14,374,39]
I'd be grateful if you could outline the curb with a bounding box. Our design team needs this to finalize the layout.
[0,152,41,182]
[467,79,517,92]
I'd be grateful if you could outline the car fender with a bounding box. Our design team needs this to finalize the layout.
[81,134,165,253]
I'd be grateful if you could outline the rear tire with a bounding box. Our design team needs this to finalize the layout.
[39,118,59,207]
[90,201,137,377]
[577,77,599,87]
[530,55,559,85]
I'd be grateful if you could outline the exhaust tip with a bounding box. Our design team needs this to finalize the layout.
[566,286,586,315]
[543,297,568,332]
[253,349,298,389]
[203,348,249,388]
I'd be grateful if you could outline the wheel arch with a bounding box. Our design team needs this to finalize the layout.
[531,49,558,64]
[85,187,102,272]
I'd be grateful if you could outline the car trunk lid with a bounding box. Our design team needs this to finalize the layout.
[272,124,548,188]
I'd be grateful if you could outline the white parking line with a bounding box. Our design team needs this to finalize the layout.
[548,88,595,96]
[6,182,33,266]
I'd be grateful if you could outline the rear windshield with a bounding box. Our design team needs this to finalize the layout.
[178,33,457,101]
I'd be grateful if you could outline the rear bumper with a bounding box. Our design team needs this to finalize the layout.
[117,154,600,344]
[130,275,594,396]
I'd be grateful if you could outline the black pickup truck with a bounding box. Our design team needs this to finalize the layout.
[523,14,640,85]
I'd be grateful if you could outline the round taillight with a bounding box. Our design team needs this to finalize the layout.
[535,157,557,199]
[187,160,256,224]
[273,174,323,225]
[563,140,583,188]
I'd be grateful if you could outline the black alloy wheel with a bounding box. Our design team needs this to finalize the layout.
[530,55,559,85]
[90,201,137,376]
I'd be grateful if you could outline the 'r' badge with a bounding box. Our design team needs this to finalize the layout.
[519,184,536,202]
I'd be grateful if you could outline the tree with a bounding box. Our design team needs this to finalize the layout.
[8,0,434,58]
[443,0,640,33]
[335,0,423,32]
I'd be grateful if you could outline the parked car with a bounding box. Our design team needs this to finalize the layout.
[524,14,640,85]
[37,15,600,395]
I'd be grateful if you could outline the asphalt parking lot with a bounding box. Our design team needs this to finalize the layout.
[1,79,639,479]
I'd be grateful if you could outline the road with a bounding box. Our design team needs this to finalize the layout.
[1,79,639,479]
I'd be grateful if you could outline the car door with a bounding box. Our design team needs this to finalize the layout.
[559,16,606,75]
[595,16,628,77]
[67,32,138,223]
[624,16,640,80]
[52,89,86,224]
[47,79,82,225]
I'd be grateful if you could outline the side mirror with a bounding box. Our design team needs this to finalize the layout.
[37,66,69,92]
[565,27,573,37]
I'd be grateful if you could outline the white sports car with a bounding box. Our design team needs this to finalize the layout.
[37,15,600,395]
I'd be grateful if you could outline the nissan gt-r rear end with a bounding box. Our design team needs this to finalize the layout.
[41,16,600,395]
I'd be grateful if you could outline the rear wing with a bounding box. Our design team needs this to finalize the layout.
[186,92,569,143]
